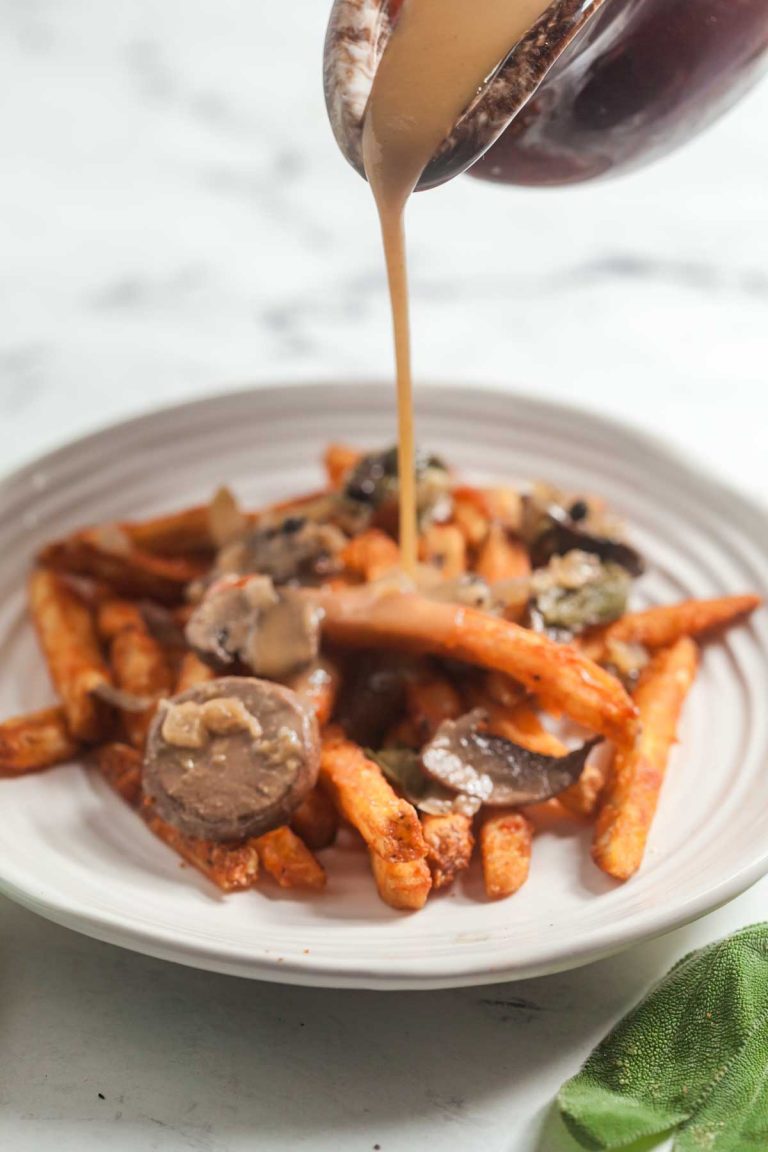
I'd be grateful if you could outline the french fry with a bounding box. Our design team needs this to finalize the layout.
[370,852,432,910]
[174,651,216,694]
[320,729,428,863]
[451,490,490,549]
[256,826,327,890]
[406,673,463,743]
[482,698,567,757]
[122,505,215,557]
[419,524,467,580]
[95,741,143,806]
[324,444,361,488]
[483,487,524,529]
[475,523,531,584]
[143,805,262,893]
[317,588,639,747]
[341,529,401,582]
[255,488,334,523]
[109,624,174,749]
[39,532,205,604]
[581,595,761,662]
[421,812,474,890]
[481,810,533,900]
[483,670,528,710]
[452,485,523,531]
[0,707,81,776]
[291,786,340,850]
[28,568,113,742]
[96,598,145,642]
[593,638,699,881]
[96,745,261,893]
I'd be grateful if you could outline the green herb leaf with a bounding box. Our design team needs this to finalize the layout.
[557,923,768,1151]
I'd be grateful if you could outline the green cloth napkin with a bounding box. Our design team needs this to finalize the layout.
[558,923,768,1151]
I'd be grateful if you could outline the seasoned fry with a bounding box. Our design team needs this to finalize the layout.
[421,812,474,890]
[96,598,145,642]
[39,532,204,604]
[419,524,467,580]
[475,523,530,584]
[324,443,361,488]
[122,505,215,556]
[144,806,262,893]
[342,529,401,582]
[581,595,761,662]
[370,852,432,910]
[481,810,533,900]
[483,670,527,710]
[28,568,112,742]
[317,587,639,747]
[109,624,174,749]
[97,745,262,893]
[483,487,524,529]
[0,707,81,776]
[174,651,217,693]
[593,638,699,881]
[451,490,490,549]
[320,729,428,863]
[291,785,340,850]
[256,826,327,890]
[406,673,463,743]
[559,758,607,819]
[452,485,522,531]
[483,698,567,756]
[95,741,143,806]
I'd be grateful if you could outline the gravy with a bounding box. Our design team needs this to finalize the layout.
[362,0,553,573]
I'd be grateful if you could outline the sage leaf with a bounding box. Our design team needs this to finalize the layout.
[558,923,768,1151]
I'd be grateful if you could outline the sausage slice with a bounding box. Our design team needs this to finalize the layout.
[143,676,320,841]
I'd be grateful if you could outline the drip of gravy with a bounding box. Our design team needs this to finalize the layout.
[362,0,553,573]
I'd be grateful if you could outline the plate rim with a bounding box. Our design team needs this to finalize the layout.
[1,380,766,990]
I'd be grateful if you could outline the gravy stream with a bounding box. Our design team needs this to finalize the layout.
[362,0,553,573]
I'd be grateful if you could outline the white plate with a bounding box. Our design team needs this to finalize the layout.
[1,383,767,990]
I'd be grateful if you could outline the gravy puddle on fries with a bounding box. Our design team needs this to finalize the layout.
[1,451,760,907]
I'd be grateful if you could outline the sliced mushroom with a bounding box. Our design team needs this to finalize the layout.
[522,486,645,577]
[185,575,321,681]
[422,709,600,808]
[143,676,320,841]
[216,518,347,586]
[342,446,453,528]
[529,550,631,635]
[532,522,645,578]
[368,747,481,817]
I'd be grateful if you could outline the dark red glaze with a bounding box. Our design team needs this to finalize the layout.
[470,0,768,186]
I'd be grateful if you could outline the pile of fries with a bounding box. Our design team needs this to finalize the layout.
[0,442,760,912]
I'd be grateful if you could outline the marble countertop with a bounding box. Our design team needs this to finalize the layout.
[0,2,766,1150]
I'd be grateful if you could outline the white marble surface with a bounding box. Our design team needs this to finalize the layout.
[0,2,767,1150]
